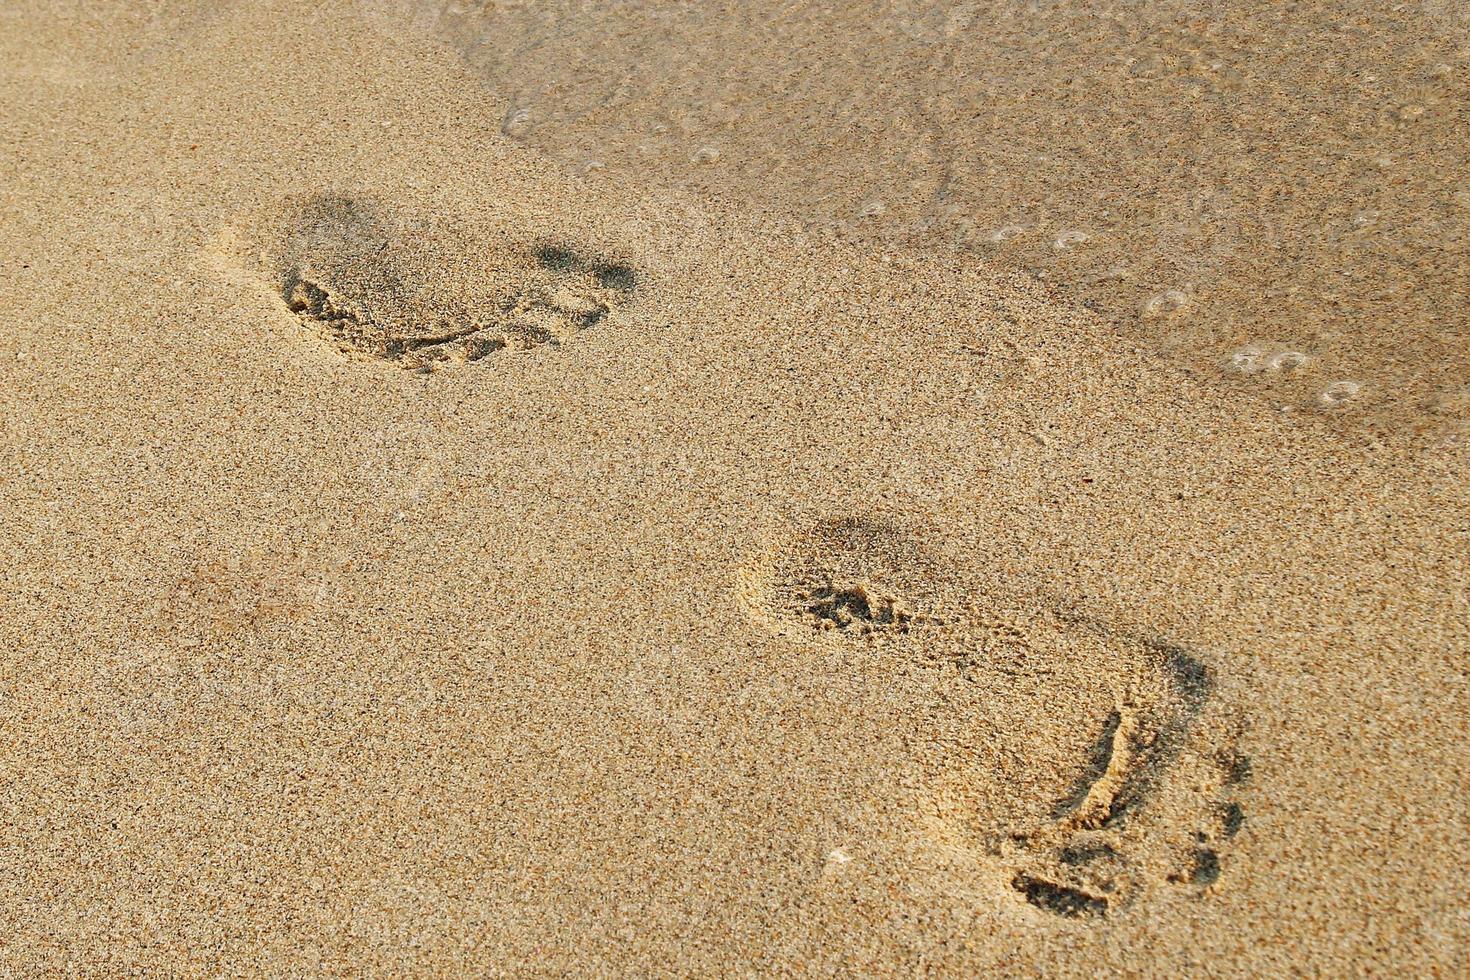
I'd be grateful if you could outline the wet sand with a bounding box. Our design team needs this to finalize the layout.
[422,0,1470,446]
[1,1,1467,974]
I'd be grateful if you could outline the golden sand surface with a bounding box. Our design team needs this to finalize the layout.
[1,1,1466,974]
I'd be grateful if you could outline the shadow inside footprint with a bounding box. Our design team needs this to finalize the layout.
[1011,872,1111,919]
[803,582,912,633]
[1048,640,1210,831]
[535,242,639,293]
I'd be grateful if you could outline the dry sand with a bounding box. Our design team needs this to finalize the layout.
[1,1,1467,975]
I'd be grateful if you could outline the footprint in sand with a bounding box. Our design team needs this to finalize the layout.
[742,517,1250,919]
[990,619,1252,919]
[251,193,639,370]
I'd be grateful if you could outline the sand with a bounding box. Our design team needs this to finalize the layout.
[1,1,1467,975]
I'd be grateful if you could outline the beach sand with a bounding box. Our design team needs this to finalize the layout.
[1,1,1467,974]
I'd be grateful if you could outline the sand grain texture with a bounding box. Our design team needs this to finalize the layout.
[1,1,1467,975]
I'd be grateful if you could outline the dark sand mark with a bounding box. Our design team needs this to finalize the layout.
[1011,872,1110,919]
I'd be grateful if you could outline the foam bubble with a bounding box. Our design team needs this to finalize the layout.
[1082,265,1133,286]
[690,145,720,164]
[501,105,533,137]
[860,199,887,218]
[1267,350,1309,372]
[1226,344,1265,374]
[1144,289,1190,318]
[1319,380,1362,407]
[988,223,1026,243]
[1053,230,1091,250]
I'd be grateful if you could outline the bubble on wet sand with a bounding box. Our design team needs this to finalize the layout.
[690,145,720,165]
[1143,289,1190,318]
[1225,345,1265,374]
[988,223,1026,244]
[1225,343,1312,377]
[1083,265,1133,286]
[1319,380,1362,407]
[1267,350,1309,373]
[1053,230,1091,250]
[860,199,887,219]
[501,105,533,137]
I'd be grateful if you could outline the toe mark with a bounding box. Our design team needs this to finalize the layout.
[1011,874,1109,919]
